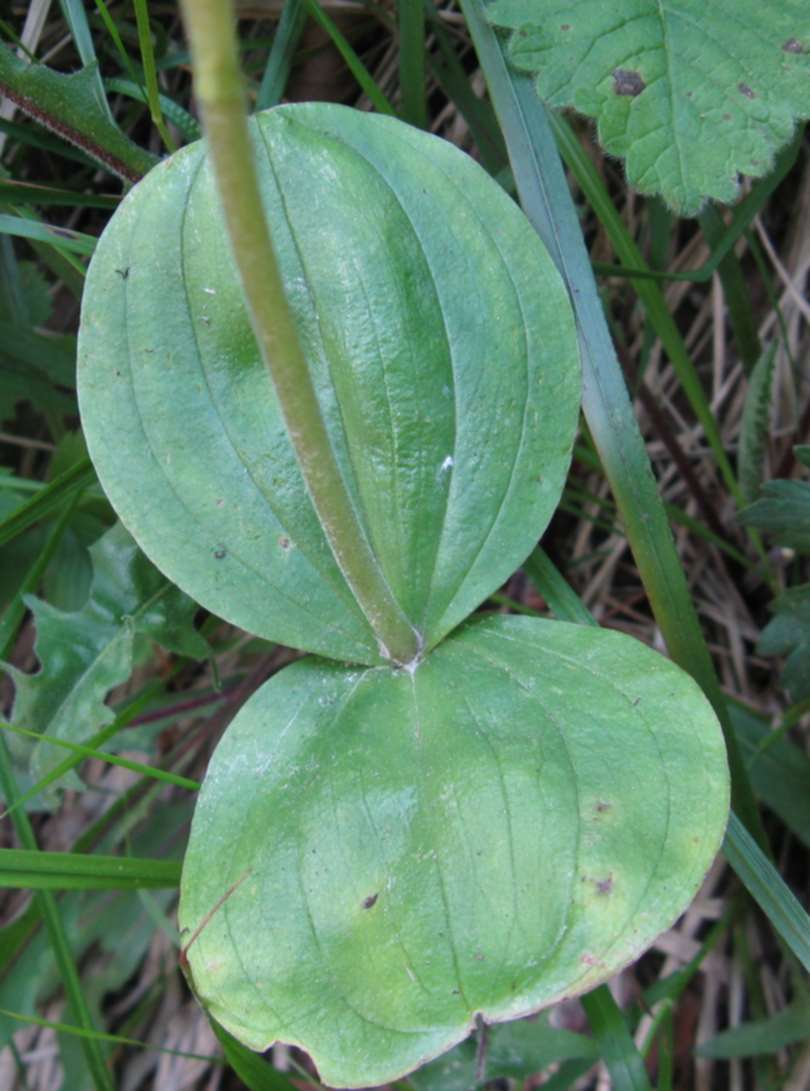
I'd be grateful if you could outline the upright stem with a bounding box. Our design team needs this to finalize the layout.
[179,0,419,665]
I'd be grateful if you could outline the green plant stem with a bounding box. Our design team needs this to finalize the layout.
[178,0,419,666]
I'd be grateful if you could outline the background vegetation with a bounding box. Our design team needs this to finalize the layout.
[0,2,808,1089]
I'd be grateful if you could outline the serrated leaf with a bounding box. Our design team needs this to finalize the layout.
[737,479,810,551]
[3,521,208,798]
[756,583,810,702]
[486,0,810,215]
[738,342,776,504]
[179,615,728,1088]
[79,103,581,665]
[0,46,157,183]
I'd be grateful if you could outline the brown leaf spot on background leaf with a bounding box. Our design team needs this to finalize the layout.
[738,83,756,99]
[613,69,646,97]
[362,893,378,909]
[783,38,804,54]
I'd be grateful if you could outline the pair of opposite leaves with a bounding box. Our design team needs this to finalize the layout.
[78,104,728,1087]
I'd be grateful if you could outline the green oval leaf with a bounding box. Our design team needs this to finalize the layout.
[78,104,580,665]
[179,615,728,1087]
[487,0,810,215]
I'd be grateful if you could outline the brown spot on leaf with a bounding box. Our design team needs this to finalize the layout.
[613,68,646,97]
[362,893,378,909]
[214,547,227,560]
[783,38,804,54]
[279,536,291,550]
[738,83,755,99]
[560,23,571,30]
[596,874,614,895]
[595,800,611,813]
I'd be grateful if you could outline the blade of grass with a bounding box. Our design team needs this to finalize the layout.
[212,1021,300,1091]
[581,987,652,1091]
[0,179,119,208]
[0,211,96,255]
[0,457,95,547]
[549,113,739,501]
[256,0,307,111]
[0,847,182,890]
[0,721,200,793]
[302,0,395,115]
[58,0,112,120]
[398,0,426,127]
[699,205,761,373]
[0,1006,222,1063]
[460,0,764,848]
[103,77,201,142]
[0,738,114,1091]
[133,0,176,151]
[0,490,81,659]
[723,813,810,972]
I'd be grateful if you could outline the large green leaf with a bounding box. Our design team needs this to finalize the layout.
[78,103,580,666]
[486,0,810,215]
[179,615,728,1088]
[3,521,208,797]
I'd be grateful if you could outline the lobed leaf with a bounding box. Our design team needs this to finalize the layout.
[179,614,728,1087]
[3,521,208,798]
[486,0,810,215]
[79,103,580,665]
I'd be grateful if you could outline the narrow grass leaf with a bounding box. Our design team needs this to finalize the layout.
[581,987,652,1091]
[723,813,810,971]
[133,0,176,151]
[696,1002,810,1058]
[0,738,114,1091]
[0,212,96,255]
[398,0,427,127]
[302,0,395,115]
[0,458,95,547]
[212,1021,299,1091]
[0,1006,222,1063]
[256,0,308,111]
[0,721,200,792]
[0,847,182,890]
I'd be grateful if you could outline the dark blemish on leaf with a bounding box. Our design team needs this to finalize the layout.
[595,800,611,813]
[723,113,732,121]
[581,953,598,966]
[738,83,755,99]
[632,696,641,706]
[279,536,291,550]
[783,38,804,54]
[596,874,613,895]
[474,952,485,961]
[115,369,121,377]
[362,893,378,910]
[115,267,129,280]
[214,547,227,560]
[560,23,571,30]
[613,69,646,97]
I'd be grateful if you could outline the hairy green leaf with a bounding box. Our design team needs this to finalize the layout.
[3,521,208,798]
[486,0,810,214]
[79,103,580,665]
[756,583,810,702]
[738,342,777,504]
[0,45,156,182]
[738,479,810,551]
[179,615,728,1088]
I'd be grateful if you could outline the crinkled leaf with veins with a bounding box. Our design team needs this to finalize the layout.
[179,615,728,1088]
[3,522,209,801]
[487,0,810,214]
